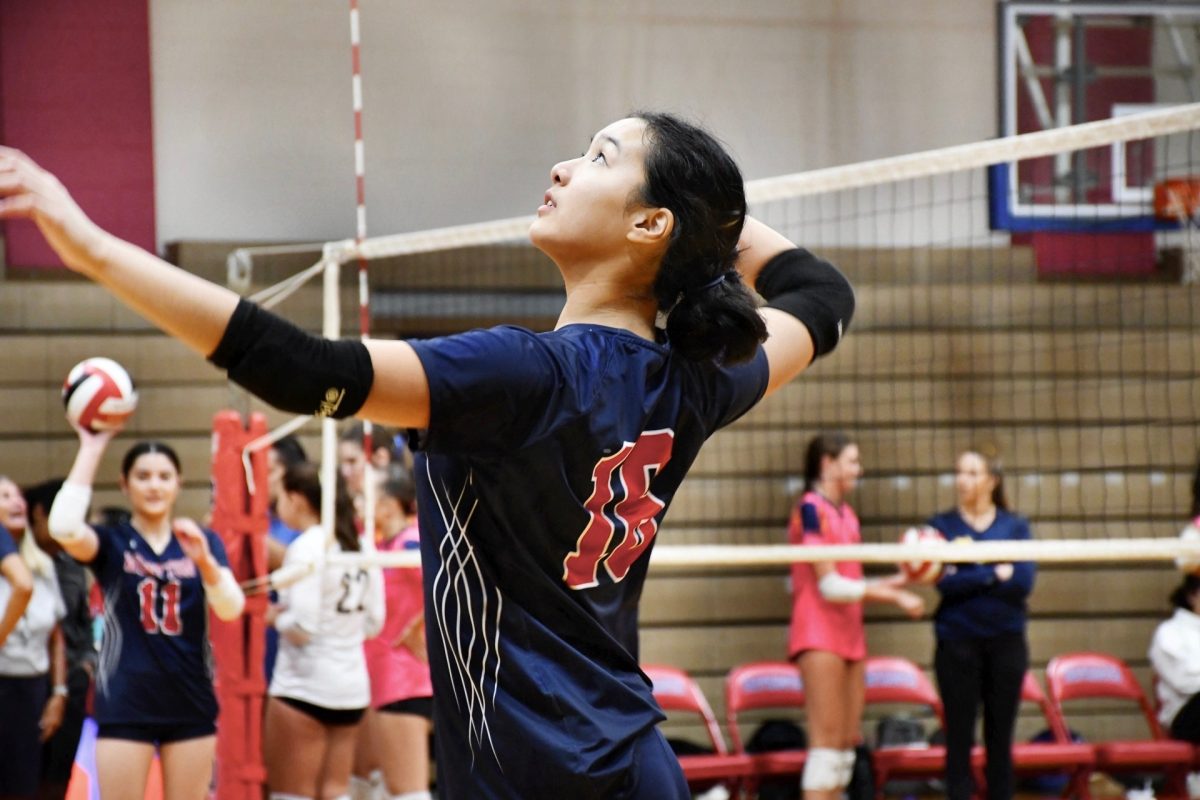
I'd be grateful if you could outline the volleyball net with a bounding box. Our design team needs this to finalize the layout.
[229,103,1200,571]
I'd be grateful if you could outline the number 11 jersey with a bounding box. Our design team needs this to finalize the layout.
[89,522,230,727]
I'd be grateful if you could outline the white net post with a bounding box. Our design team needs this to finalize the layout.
[320,244,342,544]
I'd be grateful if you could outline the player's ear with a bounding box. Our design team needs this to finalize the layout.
[628,206,673,247]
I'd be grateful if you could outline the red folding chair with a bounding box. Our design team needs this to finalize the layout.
[971,671,1096,799]
[1046,653,1193,798]
[863,656,949,800]
[643,664,755,793]
[725,661,809,791]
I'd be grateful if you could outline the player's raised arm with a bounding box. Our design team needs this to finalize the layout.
[737,217,855,397]
[0,147,431,428]
[0,146,238,356]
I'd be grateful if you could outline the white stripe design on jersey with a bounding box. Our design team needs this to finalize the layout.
[426,462,502,767]
[96,584,123,699]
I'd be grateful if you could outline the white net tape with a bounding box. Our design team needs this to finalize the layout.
[244,536,1200,592]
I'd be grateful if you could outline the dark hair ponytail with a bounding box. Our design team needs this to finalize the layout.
[282,462,360,553]
[633,111,767,364]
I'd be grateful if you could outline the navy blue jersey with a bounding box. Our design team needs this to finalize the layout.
[927,509,1037,642]
[88,521,230,726]
[408,324,769,798]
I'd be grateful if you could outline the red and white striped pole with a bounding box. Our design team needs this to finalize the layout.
[349,0,375,540]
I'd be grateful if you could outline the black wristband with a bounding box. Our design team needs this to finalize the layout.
[754,248,854,359]
[208,299,373,419]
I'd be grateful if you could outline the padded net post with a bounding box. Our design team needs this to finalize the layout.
[210,410,271,800]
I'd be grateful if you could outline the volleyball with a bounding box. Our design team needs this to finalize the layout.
[62,357,138,432]
[1177,523,1200,575]
[899,525,945,584]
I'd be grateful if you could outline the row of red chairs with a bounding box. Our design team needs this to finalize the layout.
[646,653,1200,799]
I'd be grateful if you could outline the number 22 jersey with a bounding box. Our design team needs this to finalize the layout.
[89,522,230,727]
[269,525,385,709]
[407,324,769,799]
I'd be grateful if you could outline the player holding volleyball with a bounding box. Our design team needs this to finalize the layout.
[928,448,1035,800]
[45,428,244,800]
[788,432,923,800]
[0,112,853,798]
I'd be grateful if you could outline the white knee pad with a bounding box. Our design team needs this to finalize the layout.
[348,775,376,800]
[802,747,844,791]
[836,748,857,788]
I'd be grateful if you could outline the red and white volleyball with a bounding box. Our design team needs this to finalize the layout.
[899,525,945,584]
[62,357,138,432]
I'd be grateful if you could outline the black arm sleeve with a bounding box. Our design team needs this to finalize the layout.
[208,299,373,419]
[754,248,855,359]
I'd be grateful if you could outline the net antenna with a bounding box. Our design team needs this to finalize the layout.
[343,0,378,554]
[1154,176,1200,283]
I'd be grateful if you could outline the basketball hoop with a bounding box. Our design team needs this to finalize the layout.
[1154,176,1200,283]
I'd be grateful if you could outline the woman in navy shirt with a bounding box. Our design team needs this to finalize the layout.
[928,448,1035,800]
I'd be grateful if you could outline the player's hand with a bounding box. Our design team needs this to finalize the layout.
[395,618,428,664]
[39,694,66,742]
[0,146,109,274]
[896,589,925,619]
[174,518,216,575]
[70,419,121,449]
[994,562,1014,582]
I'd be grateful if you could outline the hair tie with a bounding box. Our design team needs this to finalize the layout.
[691,270,739,295]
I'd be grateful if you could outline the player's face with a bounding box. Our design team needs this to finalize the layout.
[825,444,862,495]
[529,117,650,263]
[266,448,285,503]
[275,490,304,531]
[339,441,366,496]
[122,453,181,520]
[0,479,28,535]
[954,452,996,508]
[375,493,403,536]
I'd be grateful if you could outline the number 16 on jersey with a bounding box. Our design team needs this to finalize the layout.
[563,430,674,590]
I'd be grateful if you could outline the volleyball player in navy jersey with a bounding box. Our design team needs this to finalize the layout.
[45,428,245,800]
[1,112,854,798]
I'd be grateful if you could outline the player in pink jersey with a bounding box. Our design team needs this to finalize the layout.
[353,468,432,800]
[788,433,923,800]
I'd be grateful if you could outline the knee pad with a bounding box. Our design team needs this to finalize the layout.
[348,776,375,800]
[802,747,843,791]
[836,748,857,788]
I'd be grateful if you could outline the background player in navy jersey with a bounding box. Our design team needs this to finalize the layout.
[46,430,245,800]
[1,111,854,798]
[927,448,1036,800]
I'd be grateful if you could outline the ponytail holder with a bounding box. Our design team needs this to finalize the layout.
[691,270,739,295]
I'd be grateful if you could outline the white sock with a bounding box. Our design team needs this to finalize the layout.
[390,792,432,800]
[269,794,313,800]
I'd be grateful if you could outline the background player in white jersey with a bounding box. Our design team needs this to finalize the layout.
[265,461,384,800]
[47,428,244,800]
[1,110,853,797]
